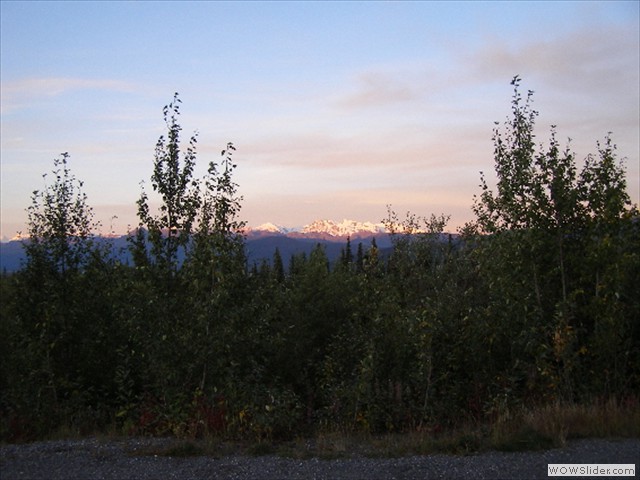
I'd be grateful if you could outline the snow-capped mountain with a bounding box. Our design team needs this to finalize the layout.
[254,222,282,233]
[0,219,395,273]
[252,223,292,234]
[300,219,386,237]
[244,223,297,238]
[246,219,387,239]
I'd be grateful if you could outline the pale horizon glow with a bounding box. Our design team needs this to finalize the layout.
[1,1,638,241]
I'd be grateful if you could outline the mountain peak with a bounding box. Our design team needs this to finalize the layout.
[246,219,388,238]
[301,219,386,237]
[254,222,287,233]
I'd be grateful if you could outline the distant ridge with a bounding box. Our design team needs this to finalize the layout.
[300,219,386,236]
[245,218,387,239]
[1,219,393,273]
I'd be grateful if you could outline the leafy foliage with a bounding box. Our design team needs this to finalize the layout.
[2,81,638,443]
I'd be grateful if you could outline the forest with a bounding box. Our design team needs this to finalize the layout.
[1,77,638,446]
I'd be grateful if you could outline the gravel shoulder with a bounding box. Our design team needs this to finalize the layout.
[1,437,638,480]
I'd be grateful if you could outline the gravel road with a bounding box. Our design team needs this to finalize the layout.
[1,437,638,480]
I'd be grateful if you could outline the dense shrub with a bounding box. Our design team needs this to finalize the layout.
[2,81,638,442]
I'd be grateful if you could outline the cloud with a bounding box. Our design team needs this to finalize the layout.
[0,77,138,114]
[241,131,474,172]
[335,71,422,109]
[468,24,639,96]
[3,77,135,97]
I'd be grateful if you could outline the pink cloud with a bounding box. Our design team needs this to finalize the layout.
[336,71,420,109]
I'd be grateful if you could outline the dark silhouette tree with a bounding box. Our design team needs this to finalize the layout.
[133,93,200,276]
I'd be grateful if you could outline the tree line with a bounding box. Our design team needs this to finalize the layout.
[1,78,638,441]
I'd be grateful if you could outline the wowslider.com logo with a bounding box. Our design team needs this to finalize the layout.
[548,464,635,477]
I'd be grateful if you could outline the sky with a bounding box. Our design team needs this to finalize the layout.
[1,1,638,240]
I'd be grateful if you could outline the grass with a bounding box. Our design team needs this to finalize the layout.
[156,440,206,457]
[490,397,640,451]
[282,398,640,457]
[7,398,638,458]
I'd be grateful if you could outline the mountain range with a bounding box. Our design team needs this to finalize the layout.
[0,219,394,273]
[246,219,387,237]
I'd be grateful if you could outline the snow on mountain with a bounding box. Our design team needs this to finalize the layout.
[300,219,386,237]
[0,220,396,272]
[254,222,288,234]
[247,219,387,238]
[245,222,296,237]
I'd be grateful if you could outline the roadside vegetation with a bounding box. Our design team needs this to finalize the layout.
[1,78,638,454]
